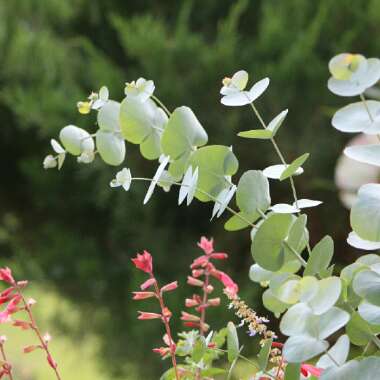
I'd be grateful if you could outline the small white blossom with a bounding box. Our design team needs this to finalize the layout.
[43,155,57,169]
[124,78,155,102]
[110,168,132,191]
[43,333,52,344]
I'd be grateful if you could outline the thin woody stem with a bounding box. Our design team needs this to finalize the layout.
[151,95,172,117]
[360,93,380,142]
[151,274,180,380]
[132,177,257,229]
[0,343,14,380]
[14,285,62,380]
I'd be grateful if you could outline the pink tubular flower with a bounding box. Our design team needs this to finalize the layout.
[153,346,171,357]
[160,281,178,293]
[209,253,228,260]
[0,311,10,324]
[47,354,57,369]
[207,298,221,307]
[180,312,200,322]
[132,291,156,300]
[137,311,162,320]
[197,237,214,255]
[211,270,239,297]
[187,276,204,287]
[131,251,153,274]
[140,278,156,290]
[0,268,15,285]
[301,364,323,377]
[13,320,32,330]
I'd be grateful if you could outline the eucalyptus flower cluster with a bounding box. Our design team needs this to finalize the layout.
[43,54,380,379]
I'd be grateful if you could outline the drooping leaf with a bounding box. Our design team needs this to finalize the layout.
[96,131,125,166]
[238,129,273,139]
[257,338,273,371]
[226,322,239,363]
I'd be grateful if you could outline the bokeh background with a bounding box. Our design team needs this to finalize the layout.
[0,0,380,378]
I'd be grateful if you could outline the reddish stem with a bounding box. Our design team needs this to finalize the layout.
[151,274,180,380]
[199,269,210,337]
[0,343,14,380]
[15,285,62,380]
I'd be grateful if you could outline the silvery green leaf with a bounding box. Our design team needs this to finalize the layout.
[351,183,380,241]
[238,129,273,139]
[186,167,198,206]
[262,288,290,315]
[294,199,322,209]
[178,166,193,205]
[217,185,236,218]
[299,276,319,303]
[352,269,380,306]
[226,322,239,363]
[96,131,125,166]
[328,77,366,97]
[249,264,274,284]
[283,335,328,363]
[315,307,350,339]
[320,359,359,380]
[60,125,95,156]
[317,334,350,369]
[307,277,342,315]
[220,70,248,95]
[280,303,313,336]
[143,156,170,204]
[347,231,380,250]
[97,100,121,132]
[248,77,270,102]
[270,203,300,214]
[304,236,334,276]
[332,101,380,134]
[236,170,271,214]
[358,300,380,325]
[51,139,65,154]
[267,109,288,136]
[263,164,304,179]
[344,144,380,166]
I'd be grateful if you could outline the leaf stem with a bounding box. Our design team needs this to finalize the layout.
[283,241,307,267]
[151,95,172,117]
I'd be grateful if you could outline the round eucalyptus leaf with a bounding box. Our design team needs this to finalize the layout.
[283,335,328,363]
[320,359,359,380]
[307,277,342,315]
[299,276,319,303]
[251,213,293,271]
[347,231,380,251]
[161,106,207,160]
[59,125,94,156]
[358,300,380,325]
[285,214,308,255]
[280,303,312,336]
[224,211,260,231]
[344,145,380,166]
[262,288,290,315]
[317,334,350,369]
[346,311,380,346]
[314,307,350,340]
[352,269,380,306]
[249,264,273,283]
[189,145,239,202]
[332,101,380,134]
[236,170,270,214]
[97,100,121,132]
[351,184,380,241]
[96,131,126,166]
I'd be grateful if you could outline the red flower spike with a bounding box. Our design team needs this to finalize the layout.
[24,345,40,354]
[180,312,200,322]
[208,297,221,307]
[0,287,15,298]
[132,291,156,300]
[183,321,200,329]
[209,253,228,260]
[137,311,162,320]
[162,307,172,320]
[187,276,204,287]
[191,256,208,269]
[47,354,57,369]
[191,269,204,278]
[153,347,171,357]
[197,237,214,255]
[0,268,15,285]
[161,281,178,293]
[131,251,153,274]
[13,320,32,330]
[185,298,199,308]
[140,278,156,290]
[205,285,214,294]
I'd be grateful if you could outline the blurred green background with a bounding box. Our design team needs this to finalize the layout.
[0,0,380,378]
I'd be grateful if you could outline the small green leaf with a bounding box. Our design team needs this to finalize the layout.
[346,312,380,346]
[352,269,380,306]
[304,236,334,276]
[238,129,273,139]
[280,153,309,181]
[192,336,207,363]
[258,338,273,371]
[227,322,239,363]
[96,130,126,166]
[224,211,260,231]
